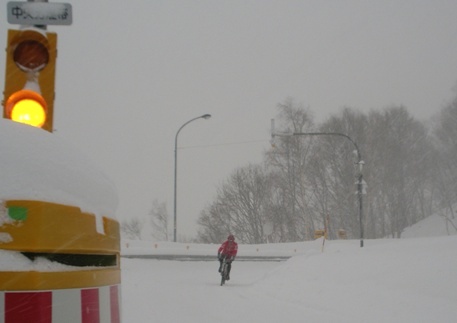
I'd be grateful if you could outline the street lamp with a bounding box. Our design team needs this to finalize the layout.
[173,114,211,242]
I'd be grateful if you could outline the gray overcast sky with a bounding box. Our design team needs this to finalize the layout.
[1,1,457,239]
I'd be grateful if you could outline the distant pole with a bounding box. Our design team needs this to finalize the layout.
[321,214,330,252]
[357,162,365,247]
[173,114,211,242]
[270,119,365,247]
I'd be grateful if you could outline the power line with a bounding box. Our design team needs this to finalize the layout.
[179,139,268,150]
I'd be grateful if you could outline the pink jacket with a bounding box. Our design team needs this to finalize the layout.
[218,240,238,258]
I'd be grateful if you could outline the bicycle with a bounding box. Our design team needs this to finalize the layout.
[219,256,231,286]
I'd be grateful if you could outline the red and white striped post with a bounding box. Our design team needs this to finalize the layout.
[1,285,120,323]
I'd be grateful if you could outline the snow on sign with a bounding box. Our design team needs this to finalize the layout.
[7,1,72,26]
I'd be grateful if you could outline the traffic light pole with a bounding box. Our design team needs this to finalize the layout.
[271,120,365,247]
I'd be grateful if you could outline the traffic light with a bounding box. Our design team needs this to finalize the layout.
[3,28,57,132]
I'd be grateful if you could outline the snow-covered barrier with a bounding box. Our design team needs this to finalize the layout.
[0,200,120,289]
[0,120,120,322]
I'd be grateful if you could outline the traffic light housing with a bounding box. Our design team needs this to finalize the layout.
[3,28,57,132]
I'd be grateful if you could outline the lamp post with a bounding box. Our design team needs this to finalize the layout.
[173,114,211,242]
[271,119,365,247]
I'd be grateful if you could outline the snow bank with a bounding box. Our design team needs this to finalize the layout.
[0,119,118,219]
[402,213,457,238]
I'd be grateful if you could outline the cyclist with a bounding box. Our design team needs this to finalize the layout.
[217,234,238,280]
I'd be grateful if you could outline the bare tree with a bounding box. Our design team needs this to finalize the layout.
[121,217,143,240]
[197,203,231,243]
[197,164,272,244]
[265,98,316,240]
[149,199,169,241]
[309,107,368,239]
[432,97,457,220]
[360,106,435,238]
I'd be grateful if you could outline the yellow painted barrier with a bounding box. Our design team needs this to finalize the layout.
[1,200,119,255]
[0,200,121,322]
[338,229,347,239]
[314,229,328,240]
[0,270,120,291]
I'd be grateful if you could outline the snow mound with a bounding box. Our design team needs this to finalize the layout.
[0,119,118,219]
[402,212,457,238]
[249,236,457,322]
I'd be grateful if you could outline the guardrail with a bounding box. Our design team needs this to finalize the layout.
[122,254,290,261]
[120,239,331,261]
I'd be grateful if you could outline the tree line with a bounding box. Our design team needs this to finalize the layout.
[121,97,456,243]
[197,97,457,244]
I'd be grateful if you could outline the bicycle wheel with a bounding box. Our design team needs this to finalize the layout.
[220,261,226,286]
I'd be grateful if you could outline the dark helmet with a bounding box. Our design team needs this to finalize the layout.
[228,234,235,241]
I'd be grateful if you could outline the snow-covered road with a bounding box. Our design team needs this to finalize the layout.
[121,236,457,323]
[121,259,291,322]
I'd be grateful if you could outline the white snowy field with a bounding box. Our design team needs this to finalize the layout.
[121,227,457,322]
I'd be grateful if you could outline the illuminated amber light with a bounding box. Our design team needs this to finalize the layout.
[6,89,47,128]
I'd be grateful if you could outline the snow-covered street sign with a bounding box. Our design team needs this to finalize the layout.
[7,1,72,26]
